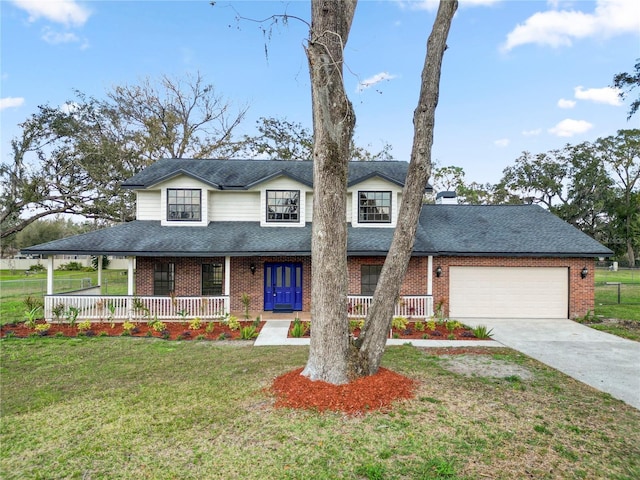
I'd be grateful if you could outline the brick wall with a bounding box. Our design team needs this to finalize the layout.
[431,256,595,319]
[347,256,427,295]
[136,255,595,319]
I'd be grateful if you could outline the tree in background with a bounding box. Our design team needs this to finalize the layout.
[613,59,640,120]
[0,73,247,239]
[239,116,393,161]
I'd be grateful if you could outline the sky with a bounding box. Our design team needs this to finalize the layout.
[1,0,639,185]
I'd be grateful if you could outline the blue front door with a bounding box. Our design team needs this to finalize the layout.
[264,262,303,311]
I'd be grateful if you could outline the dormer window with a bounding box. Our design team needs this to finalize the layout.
[359,191,391,223]
[167,189,201,221]
[266,190,299,222]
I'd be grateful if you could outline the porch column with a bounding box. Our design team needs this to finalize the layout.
[97,255,103,293]
[427,255,433,296]
[127,256,135,296]
[224,256,231,295]
[224,256,231,314]
[46,256,54,295]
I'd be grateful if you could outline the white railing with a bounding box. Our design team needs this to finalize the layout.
[44,295,230,322]
[347,295,433,319]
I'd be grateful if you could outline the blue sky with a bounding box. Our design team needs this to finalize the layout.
[1,0,639,184]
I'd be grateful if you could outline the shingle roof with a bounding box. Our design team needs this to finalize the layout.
[122,158,427,190]
[22,205,612,258]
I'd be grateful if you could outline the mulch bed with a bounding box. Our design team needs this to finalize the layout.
[271,367,416,414]
[0,320,264,341]
[288,320,490,341]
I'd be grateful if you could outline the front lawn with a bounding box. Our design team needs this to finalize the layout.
[2,338,639,479]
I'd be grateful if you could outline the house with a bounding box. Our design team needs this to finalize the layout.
[22,158,612,322]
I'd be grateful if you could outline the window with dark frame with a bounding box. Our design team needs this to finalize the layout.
[361,265,383,295]
[167,189,201,221]
[358,191,391,223]
[202,264,223,296]
[266,190,300,222]
[154,263,175,296]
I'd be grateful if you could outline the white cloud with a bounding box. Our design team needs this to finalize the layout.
[548,118,593,137]
[522,128,542,136]
[557,98,576,109]
[494,138,510,147]
[0,97,25,110]
[356,72,398,93]
[574,85,622,106]
[60,102,80,114]
[11,0,91,27]
[42,27,79,45]
[501,0,640,52]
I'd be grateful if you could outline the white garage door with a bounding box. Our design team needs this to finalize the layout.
[449,266,568,319]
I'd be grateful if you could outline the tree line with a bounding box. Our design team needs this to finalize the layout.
[1,75,638,265]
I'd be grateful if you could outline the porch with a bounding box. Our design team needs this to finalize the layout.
[43,294,434,322]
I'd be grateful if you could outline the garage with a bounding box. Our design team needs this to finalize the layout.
[449,266,568,319]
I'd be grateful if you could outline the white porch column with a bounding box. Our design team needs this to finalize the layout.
[224,256,231,295]
[97,256,103,293]
[224,256,231,314]
[46,256,54,295]
[127,256,135,296]
[427,255,433,296]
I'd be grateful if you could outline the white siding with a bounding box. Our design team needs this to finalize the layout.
[210,191,260,221]
[305,192,314,223]
[349,177,402,228]
[258,176,311,227]
[136,190,161,220]
[155,176,210,227]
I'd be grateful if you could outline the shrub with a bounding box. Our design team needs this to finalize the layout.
[205,321,215,334]
[27,263,46,273]
[227,315,240,331]
[391,316,408,331]
[240,293,251,319]
[23,307,41,329]
[472,325,494,339]
[52,303,65,322]
[426,319,436,331]
[240,325,258,340]
[57,261,84,271]
[23,296,44,312]
[150,320,167,332]
[65,306,80,327]
[290,319,309,338]
[77,321,92,332]
[349,319,365,333]
[34,323,51,333]
[414,321,425,332]
[189,318,202,330]
[122,321,136,334]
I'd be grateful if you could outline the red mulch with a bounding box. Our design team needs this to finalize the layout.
[0,321,263,341]
[289,321,489,341]
[271,367,416,414]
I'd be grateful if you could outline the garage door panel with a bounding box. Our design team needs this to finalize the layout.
[449,266,568,319]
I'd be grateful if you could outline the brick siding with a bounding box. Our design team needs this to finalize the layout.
[136,255,595,319]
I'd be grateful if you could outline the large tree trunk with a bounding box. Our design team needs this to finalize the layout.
[354,0,458,376]
[301,0,357,384]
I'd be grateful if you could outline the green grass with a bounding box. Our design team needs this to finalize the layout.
[2,340,639,479]
[0,270,127,325]
[592,269,640,338]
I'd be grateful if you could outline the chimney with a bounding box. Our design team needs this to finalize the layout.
[436,191,457,205]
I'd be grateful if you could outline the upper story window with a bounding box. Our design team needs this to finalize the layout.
[359,191,391,223]
[167,189,201,221]
[266,190,299,223]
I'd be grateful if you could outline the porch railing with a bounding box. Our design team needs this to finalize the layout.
[44,295,230,322]
[347,295,433,319]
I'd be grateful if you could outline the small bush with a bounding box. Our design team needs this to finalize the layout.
[472,325,494,339]
[27,263,46,273]
[23,296,44,311]
[240,325,258,340]
[57,261,84,271]
[290,319,309,338]
[77,321,92,332]
[34,323,51,335]
[414,321,425,332]
[205,321,215,334]
[188,318,202,330]
[391,316,408,331]
[122,321,135,334]
[227,315,240,331]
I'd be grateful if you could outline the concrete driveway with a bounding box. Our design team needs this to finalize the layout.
[461,318,640,410]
